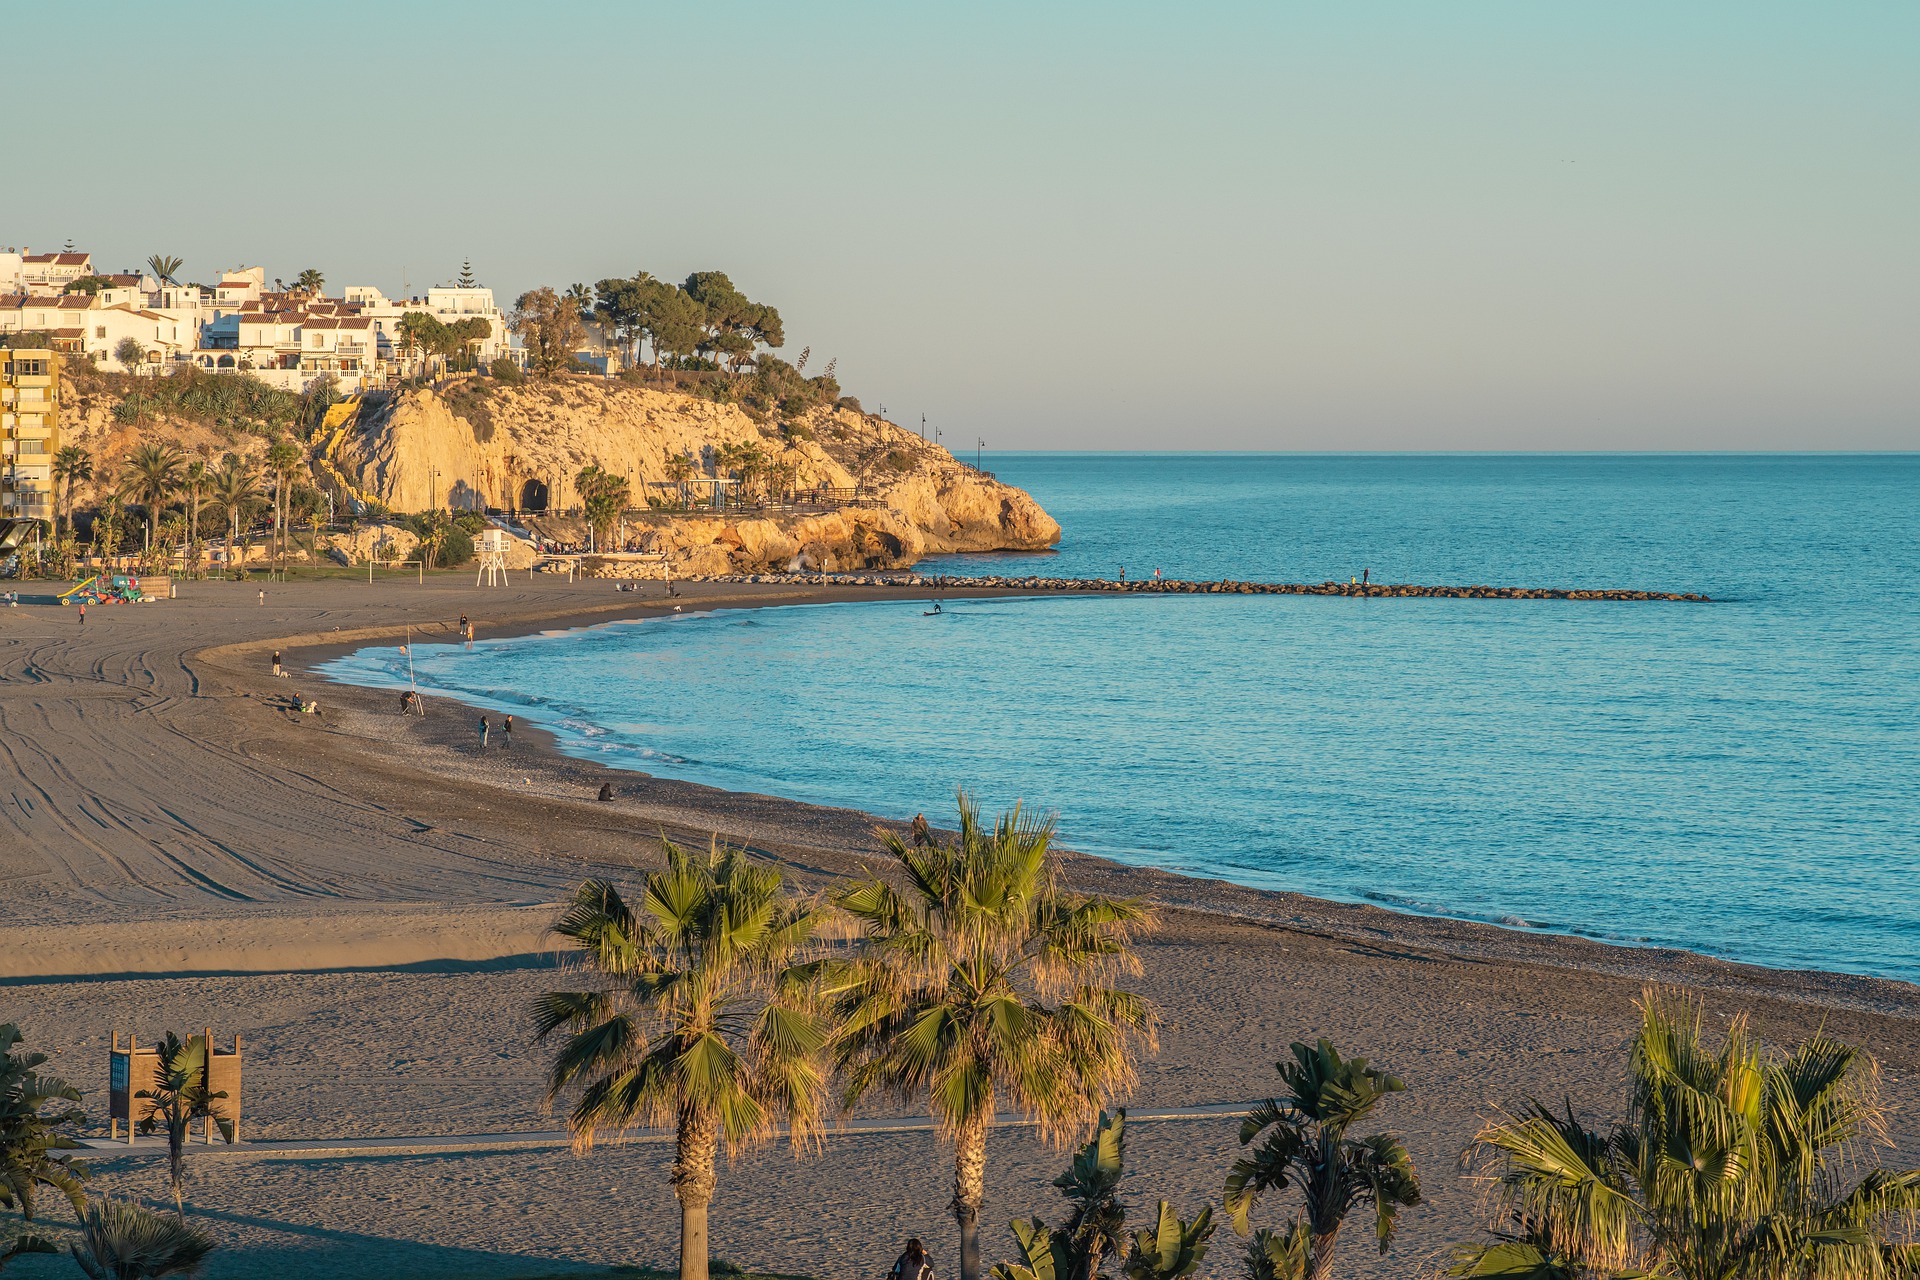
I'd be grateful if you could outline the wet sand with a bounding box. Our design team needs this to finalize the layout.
[1,573,1915,1280]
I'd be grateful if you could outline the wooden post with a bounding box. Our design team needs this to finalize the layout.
[109,1031,119,1143]
[203,1027,214,1144]
[126,1033,136,1144]
[231,1034,241,1143]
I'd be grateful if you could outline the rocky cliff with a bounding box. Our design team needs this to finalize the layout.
[325,379,1060,572]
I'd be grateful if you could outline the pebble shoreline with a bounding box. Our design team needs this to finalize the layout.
[679,572,1711,602]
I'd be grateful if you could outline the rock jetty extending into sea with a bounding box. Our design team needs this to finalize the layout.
[682,572,1711,601]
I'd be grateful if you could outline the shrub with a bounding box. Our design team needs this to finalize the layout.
[490,357,523,383]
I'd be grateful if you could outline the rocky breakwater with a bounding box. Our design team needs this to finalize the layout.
[329,379,1059,574]
[685,572,1713,601]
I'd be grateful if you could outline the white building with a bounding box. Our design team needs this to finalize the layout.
[346,284,509,365]
[19,250,93,288]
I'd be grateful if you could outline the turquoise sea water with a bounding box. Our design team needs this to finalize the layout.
[322,455,1920,982]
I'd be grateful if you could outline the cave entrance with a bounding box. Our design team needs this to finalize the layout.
[519,479,549,513]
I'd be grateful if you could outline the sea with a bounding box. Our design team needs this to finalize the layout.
[320,454,1920,982]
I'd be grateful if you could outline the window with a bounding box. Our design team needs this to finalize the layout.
[16,360,45,377]
[96,326,107,338]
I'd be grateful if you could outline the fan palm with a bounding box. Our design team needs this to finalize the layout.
[1455,988,1920,1280]
[832,794,1158,1280]
[145,255,184,286]
[120,444,185,552]
[52,446,93,539]
[533,840,835,1280]
[69,1198,214,1279]
[0,1023,89,1222]
[1223,1040,1423,1280]
[205,462,258,577]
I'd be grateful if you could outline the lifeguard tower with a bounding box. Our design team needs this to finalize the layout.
[108,1029,242,1145]
[475,527,511,586]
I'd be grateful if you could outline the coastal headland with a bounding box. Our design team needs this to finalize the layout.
[0,575,1912,1280]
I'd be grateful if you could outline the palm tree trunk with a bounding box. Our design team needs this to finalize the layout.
[952,1113,989,1280]
[673,1106,719,1280]
[1305,1224,1339,1280]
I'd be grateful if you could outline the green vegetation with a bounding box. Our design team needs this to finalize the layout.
[991,1110,1214,1280]
[535,842,834,1280]
[1453,990,1920,1280]
[398,310,492,373]
[69,1198,214,1279]
[831,795,1158,1280]
[573,466,632,549]
[145,255,183,286]
[111,367,305,438]
[112,338,145,369]
[133,1033,232,1215]
[0,1024,89,1223]
[510,286,589,376]
[1224,1041,1422,1280]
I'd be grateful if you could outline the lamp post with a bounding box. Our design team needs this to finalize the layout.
[977,438,984,471]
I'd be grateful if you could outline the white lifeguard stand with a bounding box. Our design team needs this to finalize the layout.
[476,528,511,586]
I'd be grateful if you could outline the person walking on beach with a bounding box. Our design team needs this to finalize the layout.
[502,714,513,748]
[272,650,282,678]
[258,588,265,605]
[77,602,85,626]
[477,715,489,751]
[458,612,469,638]
[888,1239,933,1280]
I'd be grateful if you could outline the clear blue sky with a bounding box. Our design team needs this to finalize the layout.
[5,0,1914,449]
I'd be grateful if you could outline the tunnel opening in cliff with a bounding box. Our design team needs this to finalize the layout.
[519,479,549,512]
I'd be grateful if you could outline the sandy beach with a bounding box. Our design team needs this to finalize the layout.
[2,573,1916,1280]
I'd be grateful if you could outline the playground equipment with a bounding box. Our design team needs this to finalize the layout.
[59,574,161,605]
[109,1028,243,1145]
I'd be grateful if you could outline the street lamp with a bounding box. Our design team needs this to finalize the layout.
[977,438,984,471]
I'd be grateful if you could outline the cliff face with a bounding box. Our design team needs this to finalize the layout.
[328,379,1060,572]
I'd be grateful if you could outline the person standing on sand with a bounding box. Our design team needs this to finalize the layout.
[258,588,265,605]
[502,715,513,748]
[77,602,85,626]
[887,1239,933,1280]
[478,716,489,751]
[272,650,282,678]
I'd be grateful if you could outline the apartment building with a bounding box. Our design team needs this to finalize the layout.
[0,348,59,525]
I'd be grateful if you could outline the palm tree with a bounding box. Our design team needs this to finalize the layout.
[120,444,185,552]
[1453,989,1920,1280]
[0,1023,90,1223]
[69,1198,214,1279]
[532,840,835,1280]
[206,461,259,578]
[52,446,93,539]
[664,452,696,508]
[133,1033,230,1215]
[182,460,206,579]
[1223,1041,1423,1280]
[294,268,324,296]
[145,255,184,286]
[832,794,1158,1280]
[264,439,303,571]
[93,496,126,565]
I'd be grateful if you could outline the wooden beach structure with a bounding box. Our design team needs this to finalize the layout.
[108,1029,242,1145]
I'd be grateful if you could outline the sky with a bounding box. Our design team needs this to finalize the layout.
[4,0,1915,450]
